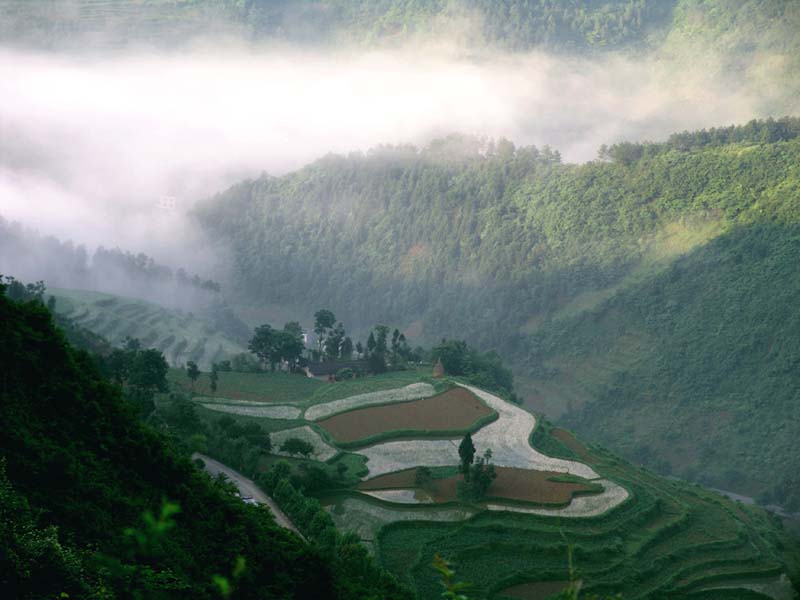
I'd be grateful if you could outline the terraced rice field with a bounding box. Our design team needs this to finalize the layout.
[199,403,301,419]
[51,287,246,369]
[183,372,797,599]
[317,387,494,443]
[305,382,435,420]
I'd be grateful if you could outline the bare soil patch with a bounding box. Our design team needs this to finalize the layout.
[500,580,575,600]
[358,466,600,505]
[318,387,493,443]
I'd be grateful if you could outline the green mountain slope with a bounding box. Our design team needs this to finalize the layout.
[195,119,800,504]
[534,221,800,509]
[0,285,407,599]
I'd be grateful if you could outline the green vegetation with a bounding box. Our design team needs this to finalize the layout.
[4,0,797,61]
[280,437,315,458]
[4,1,800,117]
[151,358,799,598]
[197,120,800,505]
[248,322,305,371]
[49,287,246,370]
[0,0,674,51]
[541,220,800,509]
[375,426,798,599]
[0,279,406,599]
[433,339,516,400]
[457,449,497,502]
[169,368,322,403]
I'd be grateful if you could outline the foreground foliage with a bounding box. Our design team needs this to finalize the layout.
[0,283,407,599]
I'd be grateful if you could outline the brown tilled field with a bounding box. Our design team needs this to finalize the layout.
[358,466,601,505]
[317,387,494,442]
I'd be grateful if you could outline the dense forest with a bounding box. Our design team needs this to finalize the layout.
[196,117,800,506]
[0,0,677,50]
[2,0,795,55]
[0,281,408,599]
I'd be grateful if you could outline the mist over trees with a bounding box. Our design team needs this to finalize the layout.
[0,217,223,309]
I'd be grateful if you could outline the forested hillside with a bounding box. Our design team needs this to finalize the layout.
[0,282,407,599]
[2,0,798,61]
[196,118,800,506]
[0,0,679,50]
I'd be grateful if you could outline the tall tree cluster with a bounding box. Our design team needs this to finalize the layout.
[248,322,306,371]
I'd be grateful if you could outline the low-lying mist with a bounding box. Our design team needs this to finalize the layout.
[0,38,795,296]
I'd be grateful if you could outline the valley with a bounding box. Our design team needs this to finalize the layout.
[2,1,800,598]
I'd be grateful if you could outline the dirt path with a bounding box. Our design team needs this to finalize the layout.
[192,453,305,539]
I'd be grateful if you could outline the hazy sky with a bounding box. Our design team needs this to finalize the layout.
[0,41,790,261]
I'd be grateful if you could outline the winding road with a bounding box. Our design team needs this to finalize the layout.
[192,453,305,539]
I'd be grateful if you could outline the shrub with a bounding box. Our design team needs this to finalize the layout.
[280,437,315,458]
[335,367,355,381]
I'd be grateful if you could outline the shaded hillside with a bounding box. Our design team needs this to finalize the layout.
[533,221,800,509]
[196,119,800,502]
[0,283,407,599]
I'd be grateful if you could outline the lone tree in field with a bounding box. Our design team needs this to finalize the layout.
[280,437,314,458]
[186,361,200,391]
[457,449,497,502]
[458,433,476,481]
[464,449,497,500]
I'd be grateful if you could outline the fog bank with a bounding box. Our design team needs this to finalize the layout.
[0,41,794,260]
